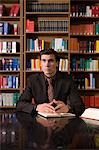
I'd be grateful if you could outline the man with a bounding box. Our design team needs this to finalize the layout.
[16,48,85,116]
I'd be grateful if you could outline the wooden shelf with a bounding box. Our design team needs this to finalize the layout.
[0,0,99,109]
[0,88,20,91]
[71,71,99,73]
[0,106,16,109]
[26,12,69,15]
[70,0,99,108]
[0,0,24,109]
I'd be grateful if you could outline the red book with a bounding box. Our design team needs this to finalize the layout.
[92,6,96,17]
[26,20,34,32]
[9,4,20,16]
[84,96,90,108]
[0,76,3,88]
[26,19,30,32]
[29,21,34,32]
[9,5,15,16]
[81,96,85,104]
[90,96,95,107]
[3,76,8,88]
[0,4,3,16]
[13,4,20,17]
[94,96,99,108]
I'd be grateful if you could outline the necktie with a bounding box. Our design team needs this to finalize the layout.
[47,78,54,102]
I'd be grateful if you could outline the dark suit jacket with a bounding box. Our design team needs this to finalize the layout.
[16,71,85,116]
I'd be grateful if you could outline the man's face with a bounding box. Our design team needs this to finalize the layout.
[41,54,58,77]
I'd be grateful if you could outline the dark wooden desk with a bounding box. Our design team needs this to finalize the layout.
[0,111,99,150]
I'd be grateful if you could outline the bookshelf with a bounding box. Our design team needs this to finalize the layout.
[24,0,70,89]
[0,0,24,108]
[70,0,99,108]
[0,0,99,109]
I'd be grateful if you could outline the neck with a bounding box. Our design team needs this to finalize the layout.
[44,71,56,78]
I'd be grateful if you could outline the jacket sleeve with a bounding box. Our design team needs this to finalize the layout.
[16,77,37,115]
[68,80,85,116]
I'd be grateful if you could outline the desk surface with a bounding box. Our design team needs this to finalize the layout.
[0,111,99,150]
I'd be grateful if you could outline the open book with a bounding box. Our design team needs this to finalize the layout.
[38,111,75,118]
[81,108,99,121]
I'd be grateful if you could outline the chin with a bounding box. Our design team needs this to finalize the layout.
[45,72,53,77]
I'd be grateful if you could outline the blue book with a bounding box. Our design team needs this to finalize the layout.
[30,39,34,51]
[12,76,16,88]
[4,22,9,35]
[8,76,13,88]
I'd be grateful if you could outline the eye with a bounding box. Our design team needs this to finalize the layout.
[41,59,46,62]
[48,59,54,63]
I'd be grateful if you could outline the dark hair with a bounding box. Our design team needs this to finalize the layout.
[40,48,59,61]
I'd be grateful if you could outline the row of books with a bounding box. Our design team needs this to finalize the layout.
[74,73,96,89]
[71,5,99,17]
[26,58,68,71]
[26,2,68,12]
[1,113,17,123]
[1,126,16,144]
[0,75,19,89]
[81,96,99,108]
[26,58,41,71]
[0,41,18,53]
[0,58,20,71]
[27,38,48,52]
[38,20,69,32]
[27,38,68,52]
[52,38,68,52]
[0,93,20,107]
[70,38,99,53]
[0,22,19,35]
[1,113,17,144]
[71,57,99,71]
[0,4,20,17]
[26,19,69,32]
[70,23,99,35]
[59,59,68,72]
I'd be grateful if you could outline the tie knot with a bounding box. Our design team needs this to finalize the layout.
[47,78,52,85]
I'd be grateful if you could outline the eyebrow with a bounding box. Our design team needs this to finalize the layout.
[41,59,54,61]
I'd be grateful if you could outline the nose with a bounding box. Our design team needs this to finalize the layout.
[45,61,49,67]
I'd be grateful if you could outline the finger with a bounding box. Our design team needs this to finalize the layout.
[49,101,54,105]
[46,104,56,112]
[54,104,62,111]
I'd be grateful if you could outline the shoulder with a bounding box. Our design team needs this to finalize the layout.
[56,71,72,81]
[27,72,42,81]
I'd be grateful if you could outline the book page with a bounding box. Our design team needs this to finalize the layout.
[81,108,99,121]
[38,112,75,118]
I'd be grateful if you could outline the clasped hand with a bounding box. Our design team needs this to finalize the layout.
[36,99,69,113]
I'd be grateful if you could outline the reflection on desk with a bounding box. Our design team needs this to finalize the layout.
[0,111,99,150]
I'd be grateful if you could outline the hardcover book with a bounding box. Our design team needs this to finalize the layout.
[81,108,99,120]
[38,111,75,118]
